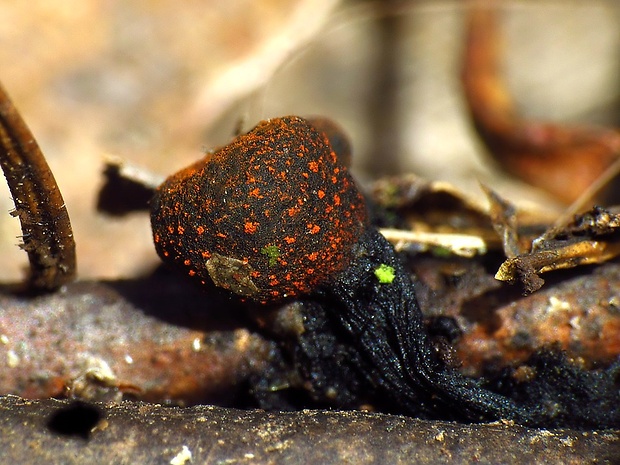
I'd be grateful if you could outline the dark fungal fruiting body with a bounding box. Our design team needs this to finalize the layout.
[150,114,524,421]
[151,116,367,303]
[151,116,620,429]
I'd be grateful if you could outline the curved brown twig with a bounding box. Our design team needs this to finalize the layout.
[0,83,76,290]
[462,3,620,205]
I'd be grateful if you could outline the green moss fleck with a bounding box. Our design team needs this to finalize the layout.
[374,264,395,284]
[261,245,281,266]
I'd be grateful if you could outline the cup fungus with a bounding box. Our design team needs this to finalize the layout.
[150,116,620,429]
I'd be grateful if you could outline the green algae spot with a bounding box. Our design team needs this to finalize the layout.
[374,264,395,284]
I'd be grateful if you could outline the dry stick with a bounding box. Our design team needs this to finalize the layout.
[0,84,76,290]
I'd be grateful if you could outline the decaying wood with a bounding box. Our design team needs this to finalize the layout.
[0,271,271,404]
[1,248,619,399]
[0,395,617,464]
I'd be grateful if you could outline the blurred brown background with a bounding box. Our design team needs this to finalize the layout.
[0,0,619,282]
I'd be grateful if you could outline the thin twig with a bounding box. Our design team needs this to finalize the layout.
[0,83,76,290]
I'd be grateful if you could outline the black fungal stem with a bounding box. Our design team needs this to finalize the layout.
[314,228,536,424]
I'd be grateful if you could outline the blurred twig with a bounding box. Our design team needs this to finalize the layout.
[462,2,620,205]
